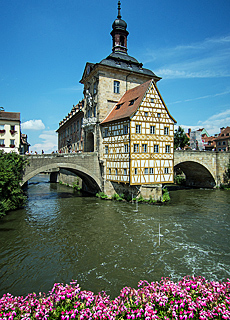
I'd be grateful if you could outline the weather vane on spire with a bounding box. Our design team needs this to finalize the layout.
[117,1,121,19]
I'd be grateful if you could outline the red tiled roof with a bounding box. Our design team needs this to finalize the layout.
[214,126,230,140]
[0,111,20,121]
[101,80,152,124]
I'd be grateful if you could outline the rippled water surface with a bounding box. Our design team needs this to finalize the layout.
[0,175,230,298]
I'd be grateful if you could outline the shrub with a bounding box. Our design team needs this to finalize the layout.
[162,187,170,202]
[0,151,27,217]
[96,192,108,199]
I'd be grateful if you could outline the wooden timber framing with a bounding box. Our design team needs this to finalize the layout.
[101,79,176,186]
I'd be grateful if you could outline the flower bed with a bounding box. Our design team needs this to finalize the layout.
[0,276,229,319]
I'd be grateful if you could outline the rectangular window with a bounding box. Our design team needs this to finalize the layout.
[145,112,148,117]
[134,144,139,153]
[0,139,4,145]
[104,128,108,137]
[93,82,97,94]
[10,139,15,146]
[142,144,147,153]
[114,80,120,94]
[164,127,169,135]
[151,98,154,103]
[123,125,128,134]
[87,109,91,118]
[0,125,4,130]
[223,141,226,145]
[150,168,154,174]
[94,106,96,117]
[218,142,221,146]
[124,168,127,175]
[134,168,138,175]
[136,125,141,134]
[218,148,222,151]
[124,144,129,153]
[77,120,79,131]
[165,145,170,153]
[105,145,108,154]
[109,168,111,175]
[70,125,72,134]
[150,126,155,134]
[157,113,161,118]
[164,168,169,174]
[154,145,159,153]
[144,168,148,175]
[74,123,76,133]
[115,168,118,175]
[10,125,15,131]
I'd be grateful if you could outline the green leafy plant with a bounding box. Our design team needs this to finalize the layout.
[96,192,108,199]
[162,187,170,202]
[0,151,27,217]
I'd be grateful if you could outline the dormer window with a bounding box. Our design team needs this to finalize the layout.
[129,98,138,106]
[115,103,124,110]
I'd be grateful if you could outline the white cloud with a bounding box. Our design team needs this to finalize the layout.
[30,130,58,154]
[21,119,45,130]
[144,34,230,79]
[179,109,230,136]
[168,89,230,106]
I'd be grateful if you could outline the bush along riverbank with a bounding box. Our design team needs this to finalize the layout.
[0,151,27,218]
[0,276,229,319]
[96,188,170,204]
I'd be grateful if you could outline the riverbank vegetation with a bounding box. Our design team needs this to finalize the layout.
[220,159,230,190]
[0,276,229,319]
[96,188,170,204]
[0,151,27,218]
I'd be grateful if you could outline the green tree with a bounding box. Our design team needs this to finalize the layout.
[174,126,189,149]
[0,151,27,217]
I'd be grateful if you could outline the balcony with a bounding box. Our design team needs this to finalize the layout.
[10,144,15,148]
[0,144,5,147]
[82,117,97,128]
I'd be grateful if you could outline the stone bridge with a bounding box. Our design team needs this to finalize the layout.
[22,152,103,193]
[22,150,230,192]
[174,150,230,188]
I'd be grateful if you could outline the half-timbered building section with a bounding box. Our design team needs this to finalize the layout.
[101,79,176,185]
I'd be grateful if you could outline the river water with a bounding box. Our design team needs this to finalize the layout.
[0,175,229,298]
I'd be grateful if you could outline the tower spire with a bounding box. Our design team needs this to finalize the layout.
[117,1,121,19]
[111,1,129,54]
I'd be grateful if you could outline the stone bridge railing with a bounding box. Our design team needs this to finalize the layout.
[22,152,103,192]
[174,150,230,187]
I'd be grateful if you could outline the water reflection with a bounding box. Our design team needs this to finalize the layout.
[0,175,229,299]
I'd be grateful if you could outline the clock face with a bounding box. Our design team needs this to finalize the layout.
[87,65,90,75]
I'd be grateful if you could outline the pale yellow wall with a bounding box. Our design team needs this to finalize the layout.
[0,120,20,153]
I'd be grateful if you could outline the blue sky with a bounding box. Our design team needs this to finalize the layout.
[0,0,230,153]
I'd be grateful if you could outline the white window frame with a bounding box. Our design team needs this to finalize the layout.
[164,127,169,135]
[142,144,147,153]
[150,126,155,134]
[154,145,159,153]
[114,81,120,94]
[165,145,170,153]
[124,144,129,153]
[134,144,139,153]
[136,125,141,134]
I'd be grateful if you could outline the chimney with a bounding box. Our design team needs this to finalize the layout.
[220,127,225,132]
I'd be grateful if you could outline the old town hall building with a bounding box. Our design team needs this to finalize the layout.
[57,1,176,199]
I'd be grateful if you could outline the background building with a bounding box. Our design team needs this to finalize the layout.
[0,111,21,154]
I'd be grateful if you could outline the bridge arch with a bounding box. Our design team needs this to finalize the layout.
[22,162,102,194]
[174,160,216,188]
